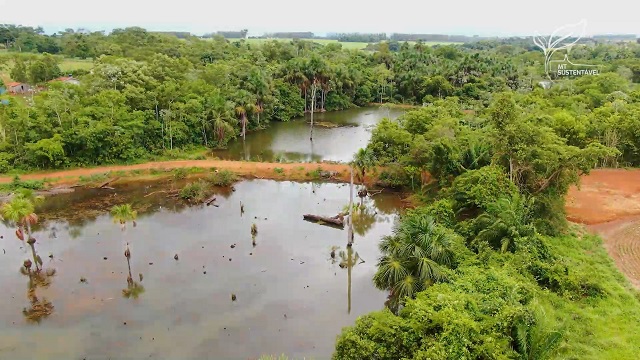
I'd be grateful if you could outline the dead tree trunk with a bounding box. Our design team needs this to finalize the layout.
[97,177,119,189]
[348,166,354,246]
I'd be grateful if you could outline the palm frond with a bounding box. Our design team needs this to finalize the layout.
[373,255,408,290]
[416,257,447,283]
[1,197,34,223]
[110,204,137,225]
[392,275,418,301]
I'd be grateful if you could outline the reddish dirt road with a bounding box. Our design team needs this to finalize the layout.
[567,168,640,289]
[0,160,356,185]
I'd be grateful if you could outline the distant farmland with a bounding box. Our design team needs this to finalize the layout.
[221,38,462,50]
[0,51,93,84]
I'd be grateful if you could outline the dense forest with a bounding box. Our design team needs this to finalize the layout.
[336,84,640,359]
[0,25,638,173]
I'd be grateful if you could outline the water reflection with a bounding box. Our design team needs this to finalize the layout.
[20,259,56,323]
[337,246,361,314]
[213,107,405,162]
[0,179,405,359]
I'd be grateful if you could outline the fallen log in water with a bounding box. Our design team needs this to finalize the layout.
[97,177,119,188]
[205,196,217,206]
[303,214,345,228]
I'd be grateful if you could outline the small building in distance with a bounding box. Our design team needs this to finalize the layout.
[50,76,80,85]
[6,82,32,94]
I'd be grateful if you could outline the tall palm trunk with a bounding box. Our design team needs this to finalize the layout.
[304,88,307,112]
[25,222,39,272]
[241,114,247,140]
[348,167,354,246]
[126,250,133,286]
[347,246,353,314]
[310,83,317,141]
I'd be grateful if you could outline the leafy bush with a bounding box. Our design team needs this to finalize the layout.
[206,170,237,186]
[179,180,209,202]
[418,199,456,228]
[274,167,284,174]
[173,168,188,180]
[0,176,45,192]
[376,163,409,188]
[336,266,539,360]
[0,152,15,173]
[450,165,518,218]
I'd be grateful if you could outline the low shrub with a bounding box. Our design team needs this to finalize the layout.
[207,170,238,186]
[179,180,209,202]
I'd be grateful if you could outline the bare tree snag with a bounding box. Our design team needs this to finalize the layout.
[97,177,119,189]
[348,167,354,246]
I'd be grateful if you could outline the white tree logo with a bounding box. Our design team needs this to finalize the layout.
[533,19,594,81]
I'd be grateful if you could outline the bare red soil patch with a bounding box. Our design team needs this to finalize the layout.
[567,168,640,289]
[566,168,640,225]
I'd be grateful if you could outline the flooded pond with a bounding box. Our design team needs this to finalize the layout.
[213,106,405,163]
[0,179,404,359]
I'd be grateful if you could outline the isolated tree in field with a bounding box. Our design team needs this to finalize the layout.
[10,58,29,83]
[2,190,44,272]
[373,212,455,312]
[28,54,61,83]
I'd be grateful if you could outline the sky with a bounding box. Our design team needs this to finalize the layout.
[0,0,637,37]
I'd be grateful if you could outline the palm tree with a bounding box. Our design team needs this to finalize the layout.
[373,213,455,312]
[512,314,562,360]
[352,148,376,184]
[248,68,269,128]
[111,204,138,287]
[234,91,256,141]
[2,190,44,272]
[111,204,137,231]
[235,105,248,140]
[473,194,536,253]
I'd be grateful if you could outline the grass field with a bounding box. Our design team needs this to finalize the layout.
[0,51,93,84]
[224,38,462,50]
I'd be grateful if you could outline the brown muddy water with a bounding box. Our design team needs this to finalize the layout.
[0,178,404,359]
[212,106,406,163]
